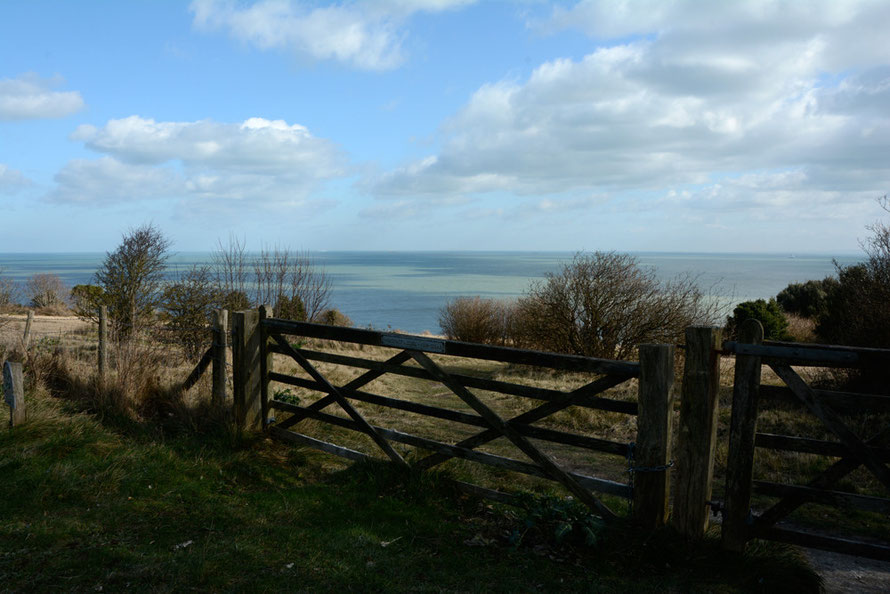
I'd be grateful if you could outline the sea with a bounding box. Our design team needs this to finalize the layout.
[0,251,862,334]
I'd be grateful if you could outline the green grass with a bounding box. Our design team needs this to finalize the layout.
[0,383,823,593]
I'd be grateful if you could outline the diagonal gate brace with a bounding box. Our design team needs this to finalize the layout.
[410,350,618,521]
[270,332,409,469]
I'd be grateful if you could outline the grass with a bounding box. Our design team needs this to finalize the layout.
[0,353,825,592]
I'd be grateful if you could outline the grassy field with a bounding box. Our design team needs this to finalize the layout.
[0,318,830,592]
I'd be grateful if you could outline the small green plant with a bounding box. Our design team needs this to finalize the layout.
[508,494,606,549]
[273,388,300,406]
[726,298,790,340]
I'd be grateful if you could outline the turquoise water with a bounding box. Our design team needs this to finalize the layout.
[0,251,862,333]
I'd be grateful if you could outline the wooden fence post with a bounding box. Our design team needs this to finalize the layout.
[3,361,25,428]
[673,326,723,539]
[98,305,108,382]
[22,310,34,351]
[722,319,764,552]
[232,309,262,432]
[634,344,676,529]
[212,308,228,407]
[259,305,273,430]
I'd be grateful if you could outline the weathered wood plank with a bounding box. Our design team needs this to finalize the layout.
[755,433,890,461]
[722,319,763,552]
[673,326,723,539]
[270,332,409,468]
[259,305,273,429]
[722,341,859,366]
[758,384,890,413]
[212,308,227,407]
[769,363,890,493]
[232,310,263,431]
[270,345,638,415]
[269,425,370,463]
[633,344,675,529]
[753,481,890,514]
[264,318,640,377]
[410,350,618,520]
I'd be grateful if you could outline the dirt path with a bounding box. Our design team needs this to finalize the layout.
[805,549,890,593]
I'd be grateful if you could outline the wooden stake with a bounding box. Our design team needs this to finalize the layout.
[3,361,25,427]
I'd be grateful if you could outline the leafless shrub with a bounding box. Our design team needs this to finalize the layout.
[439,297,514,345]
[0,268,20,309]
[212,238,332,320]
[252,245,332,321]
[26,273,68,308]
[514,252,723,360]
[315,308,353,327]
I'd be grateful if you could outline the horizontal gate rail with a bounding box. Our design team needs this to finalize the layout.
[758,384,890,413]
[264,318,640,377]
[268,344,639,414]
[268,372,631,456]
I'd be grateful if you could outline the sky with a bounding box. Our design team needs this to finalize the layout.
[1,0,889,254]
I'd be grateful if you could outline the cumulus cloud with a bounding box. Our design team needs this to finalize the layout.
[374,0,890,217]
[51,116,348,208]
[190,0,475,70]
[0,164,31,193]
[0,73,85,120]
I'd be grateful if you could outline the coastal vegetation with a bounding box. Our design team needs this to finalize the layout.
[439,251,723,359]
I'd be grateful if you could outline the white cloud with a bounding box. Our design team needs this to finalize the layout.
[190,0,475,70]
[0,164,30,194]
[373,0,890,217]
[51,116,348,208]
[0,73,85,120]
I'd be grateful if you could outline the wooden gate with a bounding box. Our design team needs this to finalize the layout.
[721,320,890,560]
[256,316,675,526]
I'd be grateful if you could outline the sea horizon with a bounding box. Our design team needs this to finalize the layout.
[0,250,865,334]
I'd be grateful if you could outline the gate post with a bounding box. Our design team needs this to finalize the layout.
[673,326,723,539]
[634,344,675,529]
[211,309,228,408]
[722,319,764,552]
[259,305,273,430]
[232,309,262,432]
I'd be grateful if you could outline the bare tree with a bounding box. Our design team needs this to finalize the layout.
[212,235,251,312]
[95,223,172,336]
[26,273,68,308]
[251,245,332,321]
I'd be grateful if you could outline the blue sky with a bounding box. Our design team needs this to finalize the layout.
[1,0,889,253]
